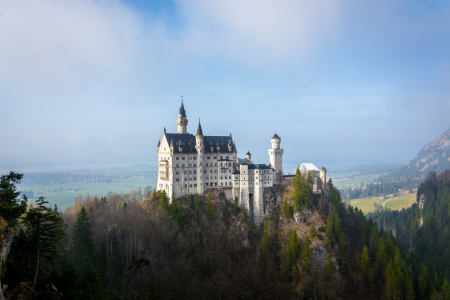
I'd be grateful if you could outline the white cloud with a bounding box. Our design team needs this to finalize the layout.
[177,0,343,64]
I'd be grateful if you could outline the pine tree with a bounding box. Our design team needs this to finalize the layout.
[206,193,215,221]
[283,201,293,218]
[0,171,28,226]
[302,236,312,274]
[73,206,95,270]
[21,197,66,290]
[292,168,306,211]
[75,265,107,300]
[232,196,239,214]
[326,214,334,238]
[325,253,333,280]
[159,190,169,211]
[442,278,450,300]
[359,245,370,281]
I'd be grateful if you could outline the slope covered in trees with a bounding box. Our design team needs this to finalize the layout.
[3,171,450,299]
[370,170,450,283]
[380,129,450,181]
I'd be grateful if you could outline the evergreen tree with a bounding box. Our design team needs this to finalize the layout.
[359,245,370,282]
[326,214,334,238]
[206,193,215,221]
[159,190,169,211]
[292,168,307,211]
[73,206,95,270]
[21,197,65,290]
[74,265,107,300]
[442,278,450,300]
[325,253,333,280]
[0,171,28,226]
[302,236,312,274]
[283,201,293,219]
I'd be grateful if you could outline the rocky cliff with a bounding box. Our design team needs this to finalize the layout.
[0,215,13,300]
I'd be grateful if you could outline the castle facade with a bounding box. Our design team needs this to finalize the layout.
[156,101,326,225]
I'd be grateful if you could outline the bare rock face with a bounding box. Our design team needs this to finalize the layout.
[311,244,327,270]
[0,216,13,300]
[293,207,311,225]
[332,257,340,273]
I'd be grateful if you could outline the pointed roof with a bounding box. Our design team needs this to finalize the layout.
[170,139,174,147]
[272,133,280,139]
[228,133,233,145]
[196,118,203,136]
[246,151,251,155]
[179,98,186,117]
[157,139,160,147]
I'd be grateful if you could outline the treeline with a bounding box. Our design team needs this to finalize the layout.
[341,178,420,200]
[369,170,450,280]
[2,170,450,299]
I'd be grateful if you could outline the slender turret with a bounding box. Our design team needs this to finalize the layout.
[177,97,188,134]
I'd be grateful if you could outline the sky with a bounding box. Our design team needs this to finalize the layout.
[1,0,449,170]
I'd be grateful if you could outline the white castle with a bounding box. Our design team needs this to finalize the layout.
[157,100,327,225]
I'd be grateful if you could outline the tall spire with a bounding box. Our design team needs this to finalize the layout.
[196,118,203,136]
[179,96,186,117]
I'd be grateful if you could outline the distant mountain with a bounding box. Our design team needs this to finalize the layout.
[380,128,450,181]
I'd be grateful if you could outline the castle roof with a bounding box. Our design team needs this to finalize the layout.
[164,133,234,154]
[179,99,186,117]
[299,163,319,172]
[196,119,203,136]
[246,151,251,155]
[237,158,271,169]
[272,133,280,139]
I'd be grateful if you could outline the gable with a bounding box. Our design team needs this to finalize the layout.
[159,135,170,153]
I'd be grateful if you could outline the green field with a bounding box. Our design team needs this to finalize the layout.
[328,171,386,188]
[17,166,158,210]
[345,190,417,214]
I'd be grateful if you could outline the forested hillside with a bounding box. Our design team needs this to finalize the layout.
[380,129,450,181]
[2,170,450,299]
[370,170,450,280]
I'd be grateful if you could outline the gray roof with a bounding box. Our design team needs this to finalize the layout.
[164,133,235,154]
[246,151,251,155]
[179,100,186,117]
[272,133,280,139]
[196,119,203,136]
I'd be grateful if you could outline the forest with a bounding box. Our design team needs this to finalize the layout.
[369,170,450,280]
[1,169,450,299]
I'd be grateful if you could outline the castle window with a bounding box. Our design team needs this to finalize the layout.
[220,156,223,159]
[256,182,258,185]
[194,171,197,174]
[221,182,223,186]
[189,171,192,174]
[185,177,187,181]
[215,170,217,173]
[182,157,185,160]
[176,179,179,182]
[215,183,217,186]
[205,183,208,186]
[190,184,192,187]
[176,164,179,167]
[185,184,187,187]
[229,170,231,173]
[194,184,197,187]
[176,172,180,175]
[226,156,229,159]
[194,157,197,160]
[229,176,231,179]
[235,177,238,179]
[220,176,223,179]
[204,170,206,174]
[225,182,227,186]
[214,156,217,159]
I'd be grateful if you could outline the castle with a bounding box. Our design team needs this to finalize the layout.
[157,100,327,225]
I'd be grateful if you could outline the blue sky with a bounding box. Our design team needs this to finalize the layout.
[0,0,449,170]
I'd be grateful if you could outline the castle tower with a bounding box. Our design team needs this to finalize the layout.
[268,133,284,184]
[320,167,327,192]
[246,151,252,163]
[177,98,188,134]
[195,119,205,194]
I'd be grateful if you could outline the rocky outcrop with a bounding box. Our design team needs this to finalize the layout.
[311,244,340,273]
[293,207,311,225]
[0,216,13,300]
[311,244,327,269]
